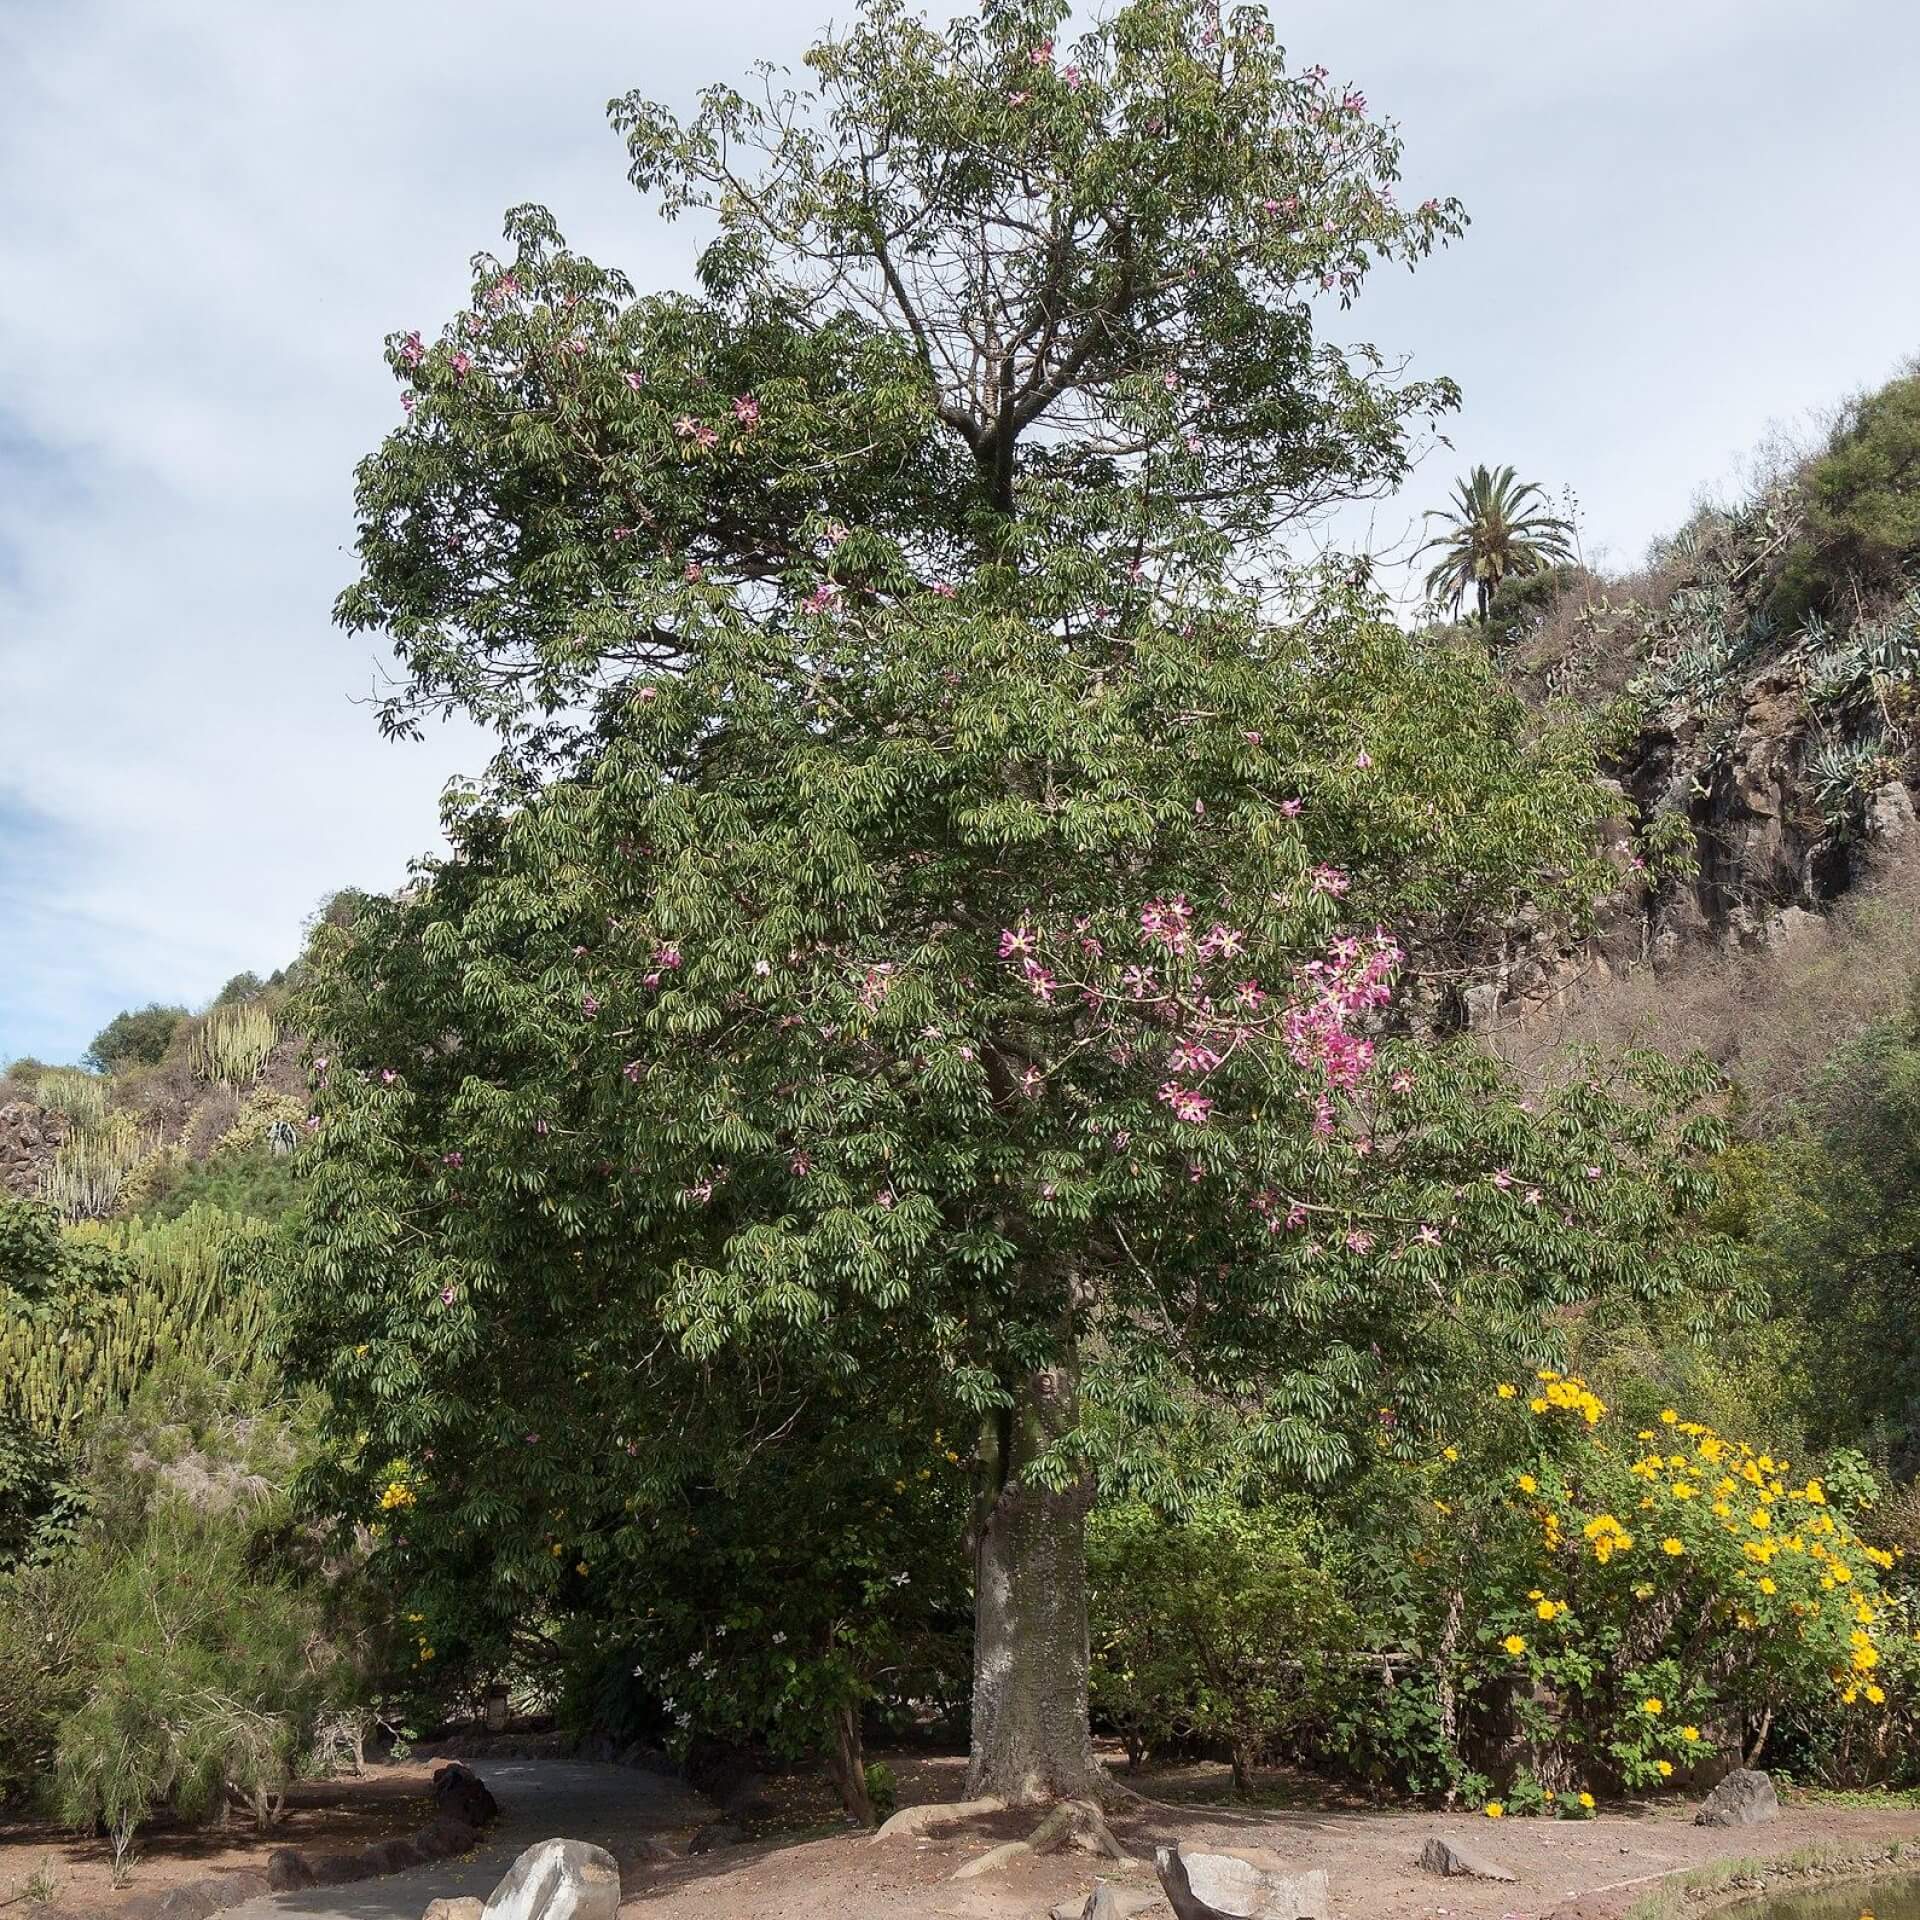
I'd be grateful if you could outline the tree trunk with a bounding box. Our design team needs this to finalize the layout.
[965,1360,1102,1804]
[824,1702,876,1826]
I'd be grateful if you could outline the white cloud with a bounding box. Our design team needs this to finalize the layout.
[2,0,1916,1059]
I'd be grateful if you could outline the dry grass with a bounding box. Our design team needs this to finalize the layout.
[1495,846,1920,1130]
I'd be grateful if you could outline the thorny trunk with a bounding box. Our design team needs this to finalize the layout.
[824,1702,876,1826]
[966,1356,1102,1805]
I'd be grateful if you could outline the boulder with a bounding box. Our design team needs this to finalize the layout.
[266,1848,318,1891]
[1694,1768,1779,1828]
[481,1840,622,1920]
[1052,1883,1165,1920]
[1418,1835,1517,1882]
[434,1761,501,1828]
[688,1819,750,1854]
[424,1901,486,1920]
[1155,1843,1330,1920]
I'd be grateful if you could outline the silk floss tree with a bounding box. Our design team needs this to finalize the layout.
[295,0,1739,1810]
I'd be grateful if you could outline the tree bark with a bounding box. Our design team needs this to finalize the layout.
[965,1359,1103,1804]
[824,1702,876,1826]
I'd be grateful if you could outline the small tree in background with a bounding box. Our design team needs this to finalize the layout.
[1418,465,1576,623]
[83,1005,187,1075]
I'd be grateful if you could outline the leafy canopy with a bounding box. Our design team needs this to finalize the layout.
[294,0,1740,1695]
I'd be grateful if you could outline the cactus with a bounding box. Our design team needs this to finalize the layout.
[39,1113,155,1221]
[188,1002,280,1089]
[0,1204,274,1447]
[31,1069,111,1129]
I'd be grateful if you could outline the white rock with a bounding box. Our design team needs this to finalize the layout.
[1419,1835,1517,1882]
[481,1839,622,1920]
[1155,1843,1329,1920]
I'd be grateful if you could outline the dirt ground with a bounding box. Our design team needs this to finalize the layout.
[0,1759,438,1912]
[621,1751,1920,1920]
[5,1743,1918,1920]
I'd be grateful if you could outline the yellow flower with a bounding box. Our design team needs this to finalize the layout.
[575,1561,589,1576]
[1537,1599,1560,1621]
[1661,1538,1684,1556]
[1517,1474,1538,1494]
[1503,1634,1527,1656]
[1497,1383,1517,1399]
[1443,1446,1459,1463]
[1660,1409,1678,1425]
[379,1480,416,1511]
[1759,1578,1777,1595]
[1681,1726,1701,1742]
[1484,1802,1504,1819]
[1656,1760,1673,1777]
[1578,1791,1595,1809]
[1642,1697,1664,1715]
[1530,1397,1550,1414]
[1867,1684,1887,1706]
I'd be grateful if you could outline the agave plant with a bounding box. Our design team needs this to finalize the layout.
[1418,464,1577,622]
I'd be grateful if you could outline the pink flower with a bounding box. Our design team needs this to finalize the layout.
[400,391,416,415]
[1585,1165,1603,1180]
[625,370,647,391]
[800,582,842,615]
[399,331,424,367]
[1235,979,1266,1010]
[442,1151,463,1167]
[581,992,600,1019]
[1524,1187,1542,1208]
[931,580,957,599]
[695,424,718,449]
[790,1151,812,1176]
[1244,730,1262,745]
[1063,63,1082,89]
[1285,1202,1308,1230]
[1029,38,1054,65]
[875,1187,896,1209]
[1492,1169,1514,1191]
[674,414,699,437]
[1390,1070,1414,1094]
[732,393,760,427]
[998,925,1037,959]
[636,684,657,701]
[1184,433,1204,454]
[440,1286,456,1306]
[1415,1224,1441,1247]
[450,351,473,377]
[1342,88,1367,114]
[1353,748,1373,770]
[685,562,704,582]
[1157,1081,1214,1125]
[623,1060,644,1083]
[1007,89,1029,105]
[1345,1229,1374,1255]
[1281,798,1303,818]
[380,1068,397,1085]
[485,270,520,307]
[1309,864,1350,898]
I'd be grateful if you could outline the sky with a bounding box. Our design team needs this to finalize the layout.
[2,0,1917,1064]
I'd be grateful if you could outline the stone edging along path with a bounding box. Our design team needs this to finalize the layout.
[22,1764,504,1920]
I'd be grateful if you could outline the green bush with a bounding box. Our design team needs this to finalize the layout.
[1089,1498,1353,1790]
[1772,370,1920,619]
[0,1564,86,1805]
[50,1499,346,1863]
[84,1006,189,1075]
[1329,1372,1906,1806]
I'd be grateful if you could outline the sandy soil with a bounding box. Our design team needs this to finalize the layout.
[617,1750,1920,1920]
[6,1744,1917,1920]
[0,1760,438,1912]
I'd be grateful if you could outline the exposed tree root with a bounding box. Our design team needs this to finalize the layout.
[869,1796,1007,1843]
[949,1799,1131,1880]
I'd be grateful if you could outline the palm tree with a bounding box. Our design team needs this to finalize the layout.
[1417,465,1577,622]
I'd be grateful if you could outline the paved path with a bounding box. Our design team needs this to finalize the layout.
[221,1760,706,1920]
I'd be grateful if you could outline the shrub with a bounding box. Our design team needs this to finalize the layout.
[30,1069,111,1129]
[50,1498,345,1862]
[1335,1371,1906,1804]
[1771,369,1920,619]
[0,1564,86,1805]
[84,1006,188,1075]
[39,1112,155,1220]
[1089,1498,1353,1790]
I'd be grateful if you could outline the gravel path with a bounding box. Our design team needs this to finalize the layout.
[218,1760,707,1920]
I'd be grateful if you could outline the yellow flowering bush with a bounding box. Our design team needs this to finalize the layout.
[1430,1375,1905,1793]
